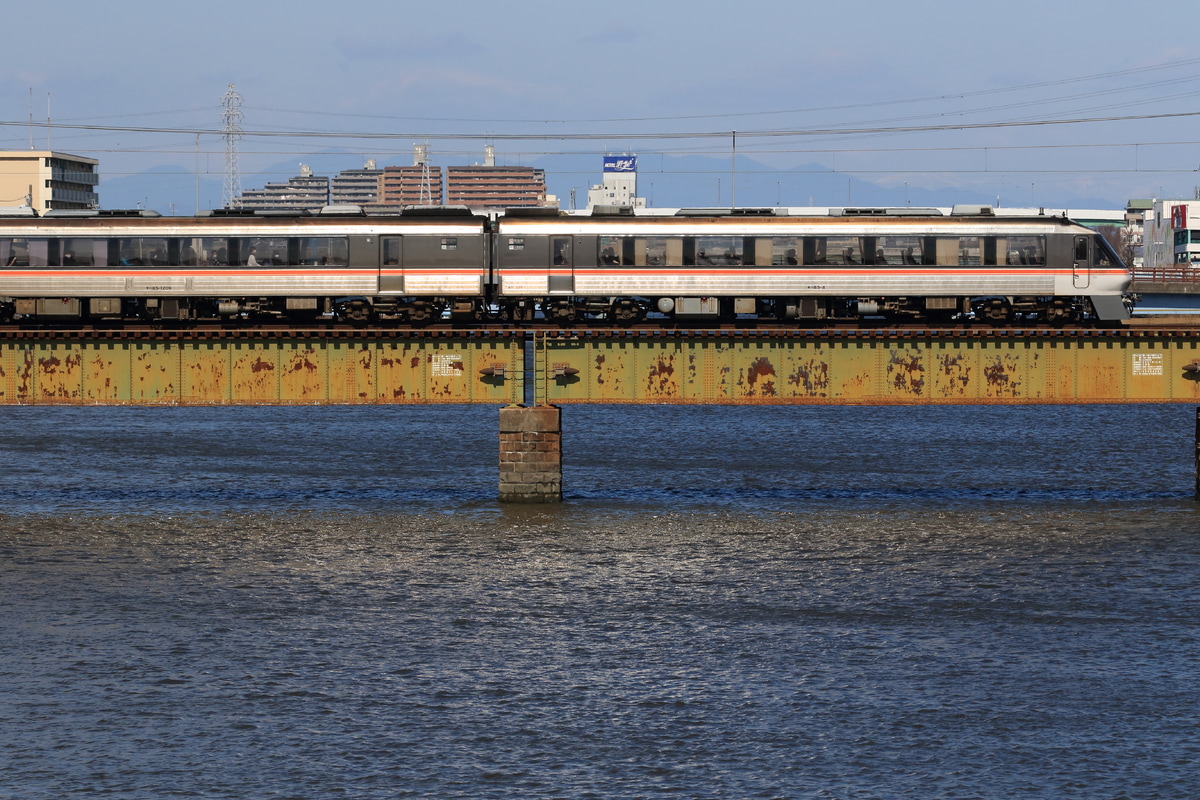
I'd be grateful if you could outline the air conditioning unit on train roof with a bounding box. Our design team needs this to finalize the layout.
[401,205,477,217]
[505,207,563,218]
[42,209,100,217]
[950,204,995,216]
[96,209,162,217]
[831,207,944,216]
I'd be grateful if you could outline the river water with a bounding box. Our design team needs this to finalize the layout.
[3,404,1199,798]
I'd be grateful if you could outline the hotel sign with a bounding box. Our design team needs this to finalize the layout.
[603,156,637,173]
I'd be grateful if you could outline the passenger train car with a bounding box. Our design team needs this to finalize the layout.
[0,204,1131,326]
[0,205,489,325]
[494,205,1131,324]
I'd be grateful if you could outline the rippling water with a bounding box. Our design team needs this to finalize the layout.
[3,405,1199,798]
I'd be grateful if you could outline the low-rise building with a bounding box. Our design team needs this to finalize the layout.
[1142,199,1200,272]
[0,150,99,212]
[237,164,330,210]
[331,160,383,207]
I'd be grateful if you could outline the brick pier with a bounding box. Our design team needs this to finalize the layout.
[498,405,562,503]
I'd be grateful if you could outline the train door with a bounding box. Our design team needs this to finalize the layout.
[1072,235,1091,289]
[548,236,574,294]
[379,236,402,292]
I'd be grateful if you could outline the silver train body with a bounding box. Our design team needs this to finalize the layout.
[0,204,1131,325]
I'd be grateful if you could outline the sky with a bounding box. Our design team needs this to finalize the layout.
[2,0,1198,212]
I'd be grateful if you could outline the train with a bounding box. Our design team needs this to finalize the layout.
[0,203,1132,327]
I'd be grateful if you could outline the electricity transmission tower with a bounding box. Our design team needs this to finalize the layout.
[221,85,244,208]
[414,142,433,204]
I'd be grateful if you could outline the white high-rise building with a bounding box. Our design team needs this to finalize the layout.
[586,154,646,210]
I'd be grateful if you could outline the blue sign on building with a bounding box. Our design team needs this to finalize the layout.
[603,156,637,173]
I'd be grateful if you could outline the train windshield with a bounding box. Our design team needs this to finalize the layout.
[1094,233,1123,268]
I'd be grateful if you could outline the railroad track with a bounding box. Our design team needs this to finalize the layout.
[0,319,1192,339]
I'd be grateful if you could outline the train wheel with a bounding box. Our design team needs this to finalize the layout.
[546,300,577,325]
[610,299,643,325]
[978,299,1012,325]
[338,299,373,326]
[408,301,439,326]
[1041,300,1076,326]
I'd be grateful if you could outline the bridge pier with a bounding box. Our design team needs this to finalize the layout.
[498,405,562,503]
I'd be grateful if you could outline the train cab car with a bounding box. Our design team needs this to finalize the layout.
[492,206,1131,325]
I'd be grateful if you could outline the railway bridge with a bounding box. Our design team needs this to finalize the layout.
[4,324,1200,501]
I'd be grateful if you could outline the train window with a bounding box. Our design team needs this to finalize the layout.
[507,237,525,251]
[1,238,43,267]
[382,237,401,266]
[441,237,458,251]
[1003,236,1045,265]
[770,237,799,266]
[119,237,170,266]
[183,237,231,266]
[1074,236,1089,262]
[58,238,106,266]
[695,236,742,266]
[552,237,571,266]
[873,236,924,266]
[243,237,290,266]
[634,238,668,266]
[599,236,624,265]
[814,236,862,265]
[297,237,349,266]
[956,236,983,266]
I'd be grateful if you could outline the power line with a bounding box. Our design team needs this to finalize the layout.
[2,109,1199,143]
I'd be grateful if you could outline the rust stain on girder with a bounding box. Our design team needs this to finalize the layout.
[887,350,925,396]
[285,352,319,374]
[937,353,973,397]
[743,356,777,397]
[788,360,831,396]
[647,355,676,394]
[983,354,1024,398]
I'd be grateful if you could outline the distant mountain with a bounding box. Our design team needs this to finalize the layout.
[97,150,1122,214]
[533,152,1121,212]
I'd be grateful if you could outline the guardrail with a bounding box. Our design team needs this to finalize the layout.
[1133,267,1200,284]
